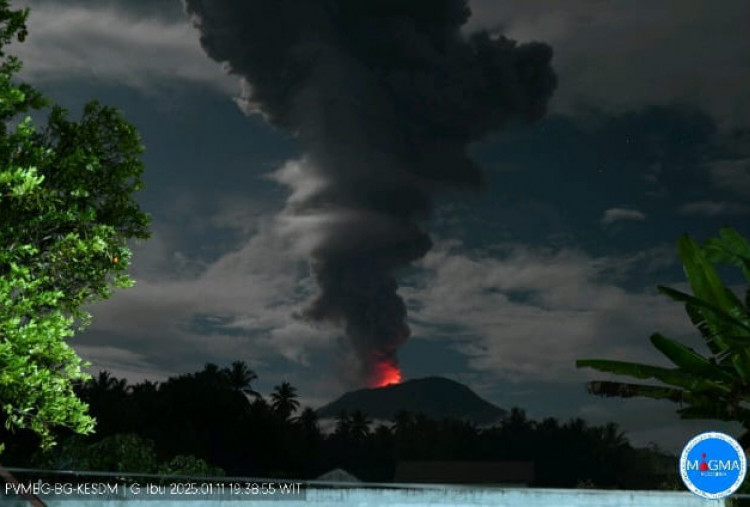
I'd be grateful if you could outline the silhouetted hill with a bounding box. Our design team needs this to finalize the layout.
[317,377,506,425]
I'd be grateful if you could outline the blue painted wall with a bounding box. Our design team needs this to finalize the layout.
[2,484,728,506]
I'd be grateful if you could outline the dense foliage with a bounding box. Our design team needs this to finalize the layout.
[0,1,149,451]
[33,433,224,477]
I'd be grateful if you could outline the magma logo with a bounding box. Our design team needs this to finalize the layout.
[680,431,747,499]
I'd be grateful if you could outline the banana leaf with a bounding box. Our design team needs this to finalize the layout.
[732,354,750,383]
[649,333,735,383]
[685,302,729,356]
[678,235,747,322]
[658,285,750,334]
[585,381,686,402]
[576,359,731,393]
[703,227,750,281]
[711,334,750,347]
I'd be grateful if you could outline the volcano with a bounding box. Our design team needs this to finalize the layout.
[317,377,507,426]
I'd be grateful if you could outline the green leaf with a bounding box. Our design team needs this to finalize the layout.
[649,333,735,383]
[732,354,750,383]
[0,1,150,454]
[658,285,750,335]
[685,302,728,356]
[703,227,750,281]
[679,234,747,324]
[584,381,686,402]
[576,359,729,393]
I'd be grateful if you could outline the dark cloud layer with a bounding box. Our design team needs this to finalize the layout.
[183,0,556,384]
[468,0,750,127]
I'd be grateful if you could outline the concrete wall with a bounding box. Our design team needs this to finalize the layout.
[2,484,727,506]
[299,486,723,507]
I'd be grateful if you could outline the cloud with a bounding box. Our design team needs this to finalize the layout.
[576,397,742,452]
[467,0,750,127]
[11,2,237,93]
[403,240,693,382]
[679,200,750,216]
[76,215,337,381]
[29,0,184,20]
[75,344,170,384]
[707,158,750,197]
[600,208,646,225]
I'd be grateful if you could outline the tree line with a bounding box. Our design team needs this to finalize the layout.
[1,362,678,489]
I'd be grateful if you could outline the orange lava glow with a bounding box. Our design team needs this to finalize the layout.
[372,362,402,388]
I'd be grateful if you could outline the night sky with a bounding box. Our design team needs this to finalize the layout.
[13,0,750,451]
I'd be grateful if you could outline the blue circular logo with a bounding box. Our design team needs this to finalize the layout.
[680,431,747,499]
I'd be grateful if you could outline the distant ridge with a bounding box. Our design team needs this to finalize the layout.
[317,376,507,425]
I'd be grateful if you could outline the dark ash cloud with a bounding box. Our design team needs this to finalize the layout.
[183,0,556,385]
[467,0,750,128]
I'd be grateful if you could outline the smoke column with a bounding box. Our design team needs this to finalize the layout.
[183,0,556,386]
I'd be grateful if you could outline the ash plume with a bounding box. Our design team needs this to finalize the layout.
[183,0,557,385]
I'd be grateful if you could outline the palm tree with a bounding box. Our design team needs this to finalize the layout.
[270,381,300,420]
[393,410,413,436]
[599,422,628,450]
[333,410,351,439]
[373,424,392,442]
[503,408,534,433]
[577,228,750,446]
[84,371,127,402]
[294,407,321,440]
[222,361,260,398]
[81,371,130,435]
[294,407,318,427]
[129,379,158,395]
[198,363,223,383]
[349,410,372,441]
[100,371,127,392]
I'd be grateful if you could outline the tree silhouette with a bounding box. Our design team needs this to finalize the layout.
[223,361,260,397]
[128,379,158,398]
[91,371,127,395]
[349,410,372,441]
[197,363,224,385]
[78,371,132,436]
[295,408,320,436]
[270,381,300,420]
[4,363,680,488]
[393,410,413,436]
[333,410,352,440]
